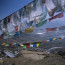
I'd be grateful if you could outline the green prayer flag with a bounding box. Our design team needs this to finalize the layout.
[23,45,26,48]
[36,12,47,28]
[5,44,9,46]
[41,12,47,20]
[36,20,47,27]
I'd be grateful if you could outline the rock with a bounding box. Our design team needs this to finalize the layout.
[4,50,18,58]
[21,50,48,60]
[58,51,65,56]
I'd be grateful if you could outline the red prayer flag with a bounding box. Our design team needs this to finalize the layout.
[8,14,12,22]
[42,0,45,3]
[58,38,62,40]
[47,28,57,32]
[27,44,30,48]
[42,41,47,42]
[9,43,12,46]
[58,39,62,40]
[15,26,18,32]
[49,12,64,21]
[0,36,2,39]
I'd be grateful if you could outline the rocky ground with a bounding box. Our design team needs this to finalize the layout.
[3,50,65,65]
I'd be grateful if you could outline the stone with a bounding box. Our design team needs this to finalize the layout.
[21,50,47,60]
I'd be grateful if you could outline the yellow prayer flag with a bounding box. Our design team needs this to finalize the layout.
[2,43,6,45]
[53,38,56,41]
[25,26,34,33]
[20,44,24,46]
[37,43,39,47]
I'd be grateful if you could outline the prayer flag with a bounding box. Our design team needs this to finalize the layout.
[30,44,33,47]
[45,0,56,16]
[16,44,20,46]
[15,26,18,32]
[13,43,16,45]
[37,43,39,47]
[46,28,57,32]
[58,38,62,40]
[9,43,12,46]
[27,44,30,48]
[33,44,37,47]
[42,41,47,43]
[5,44,9,46]
[8,15,12,22]
[47,40,50,42]
[1,43,6,45]
[49,12,64,21]
[25,26,34,33]
[53,38,57,41]
[23,45,26,48]
[50,39,52,41]
[36,20,47,27]
[14,32,19,37]
[0,36,2,39]
[42,0,45,3]
[20,44,24,46]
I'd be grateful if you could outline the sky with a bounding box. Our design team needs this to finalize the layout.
[0,0,65,28]
[0,0,34,20]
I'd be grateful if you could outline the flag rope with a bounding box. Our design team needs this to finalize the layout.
[0,36,65,48]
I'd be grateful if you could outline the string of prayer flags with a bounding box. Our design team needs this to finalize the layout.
[49,12,64,21]
[0,36,65,48]
[46,28,57,32]
[36,20,47,27]
[25,26,34,33]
